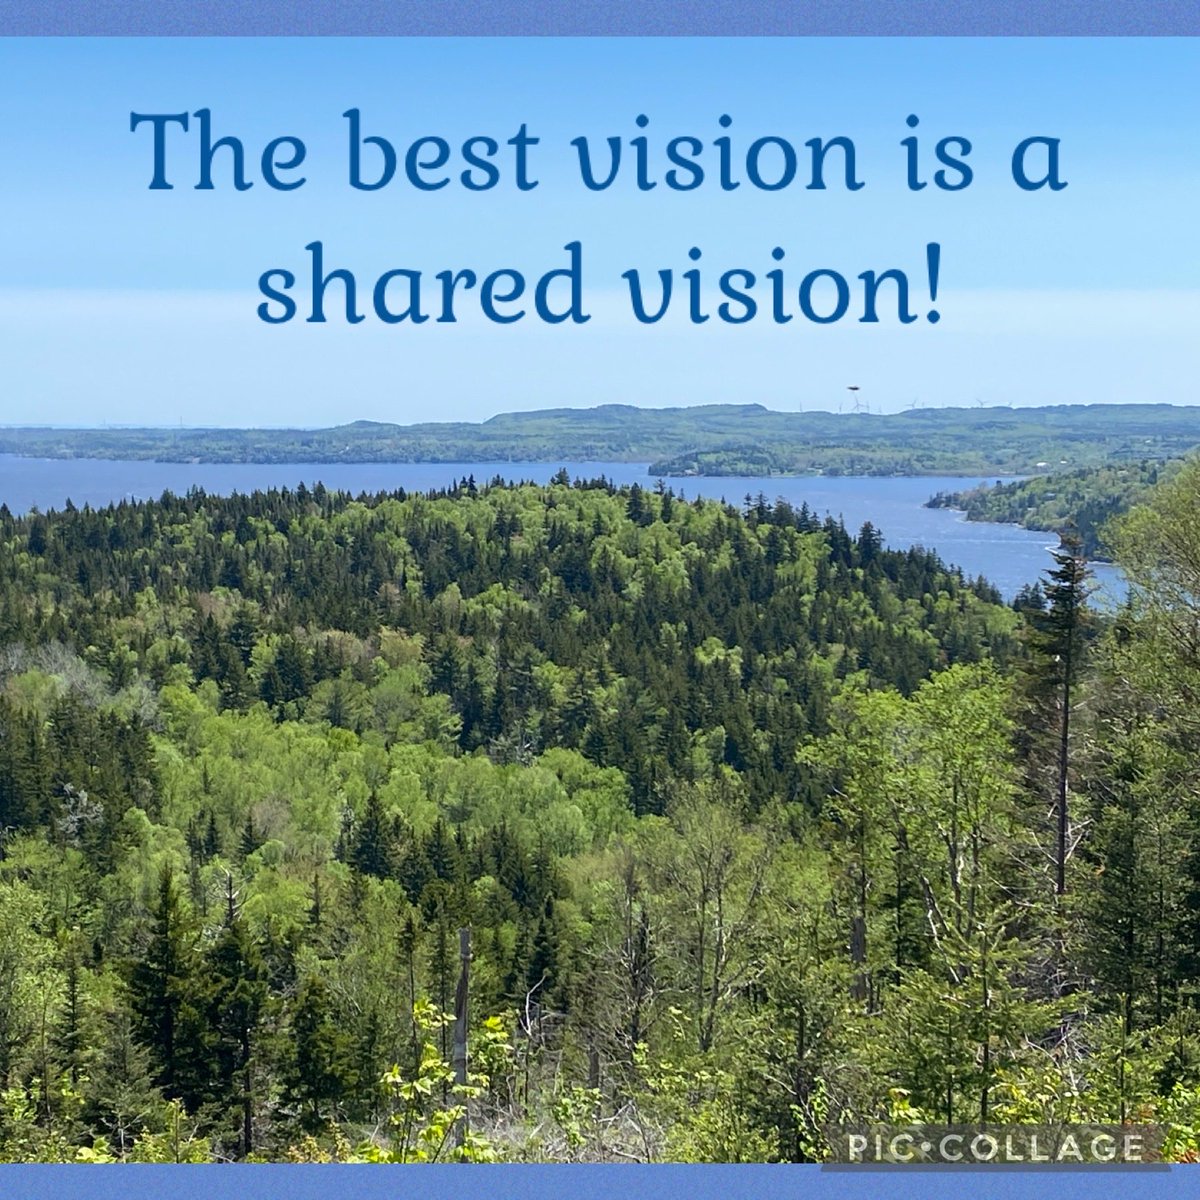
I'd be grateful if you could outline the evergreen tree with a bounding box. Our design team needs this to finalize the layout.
[1023,531,1093,899]
[207,887,268,1156]
[350,792,396,881]
[83,1007,164,1159]
[285,974,359,1133]
[128,865,215,1111]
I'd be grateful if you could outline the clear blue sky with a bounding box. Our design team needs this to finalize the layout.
[0,37,1196,426]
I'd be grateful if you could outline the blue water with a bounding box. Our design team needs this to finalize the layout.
[0,455,1125,602]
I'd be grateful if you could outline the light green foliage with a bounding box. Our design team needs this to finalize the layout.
[354,1001,510,1163]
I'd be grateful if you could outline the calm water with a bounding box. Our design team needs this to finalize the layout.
[0,455,1125,602]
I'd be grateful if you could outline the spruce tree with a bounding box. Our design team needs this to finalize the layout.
[1027,532,1093,898]
[128,864,215,1112]
[207,888,268,1157]
[83,1007,164,1159]
[285,974,358,1134]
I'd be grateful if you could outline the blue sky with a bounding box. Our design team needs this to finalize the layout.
[0,38,1196,426]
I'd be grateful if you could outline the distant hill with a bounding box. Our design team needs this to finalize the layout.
[2,402,1198,476]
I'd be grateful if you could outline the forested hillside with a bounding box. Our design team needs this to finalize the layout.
[2,471,1200,1162]
[927,459,1182,560]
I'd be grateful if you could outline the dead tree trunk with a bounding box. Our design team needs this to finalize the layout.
[452,927,471,1150]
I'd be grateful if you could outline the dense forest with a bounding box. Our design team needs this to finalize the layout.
[3,401,1199,476]
[926,459,1182,560]
[3,467,1200,1162]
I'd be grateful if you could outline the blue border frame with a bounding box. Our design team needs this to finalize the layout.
[0,0,1197,36]
[0,1164,1197,1196]
[0,1163,1197,1197]
[0,7,1195,1198]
